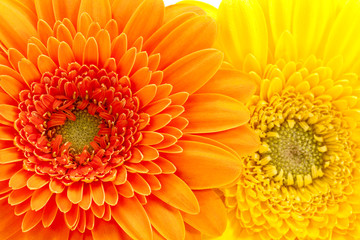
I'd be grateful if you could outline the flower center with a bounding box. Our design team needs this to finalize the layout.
[261,120,324,186]
[56,110,101,153]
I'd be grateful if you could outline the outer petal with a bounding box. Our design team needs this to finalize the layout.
[152,15,216,69]
[182,190,227,237]
[0,0,37,54]
[182,93,250,133]
[292,0,336,59]
[144,197,185,240]
[163,49,223,95]
[200,125,260,157]
[163,140,241,189]
[78,0,111,27]
[196,68,256,103]
[324,0,360,74]
[123,0,164,45]
[112,197,152,240]
[153,174,199,214]
[217,0,268,69]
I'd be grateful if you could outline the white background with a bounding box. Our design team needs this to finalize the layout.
[164,0,221,7]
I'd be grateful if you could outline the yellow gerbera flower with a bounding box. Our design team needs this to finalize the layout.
[0,0,259,239]
[183,0,360,239]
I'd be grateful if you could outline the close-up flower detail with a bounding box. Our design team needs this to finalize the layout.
[186,0,360,239]
[0,0,259,239]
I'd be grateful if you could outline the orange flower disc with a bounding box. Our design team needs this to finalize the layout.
[0,0,259,239]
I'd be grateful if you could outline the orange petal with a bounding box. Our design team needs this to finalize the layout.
[113,165,127,184]
[58,42,75,69]
[83,37,99,65]
[30,186,53,211]
[130,51,148,75]
[0,75,26,101]
[154,157,176,174]
[144,12,197,53]
[34,0,55,27]
[145,114,172,131]
[56,24,73,47]
[137,145,159,161]
[104,19,119,41]
[67,181,83,204]
[184,223,201,240]
[90,181,105,206]
[49,178,65,193]
[153,174,199,214]
[103,182,118,206]
[0,199,23,239]
[37,20,54,45]
[164,4,206,23]
[64,204,80,229]
[9,168,33,189]
[127,173,151,196]
[152,15,216,69]
[37,55,57,75]
[27,174,49,190]
[92,219,124,240]
[111,0,143,32]
[130,67,152,92]
[183,93,250,133]
[197,68,256,103]
[47,37,61,64]
[0,104,19,122]
[0,147,23,164]
[140,131,164,145]
[79,184,92,210]
[0,62,24,83]
[42,196,58,227]
[0,126,16,140]
[201,125,260,157]
[163,140,241,189]
[72,32,86,63]
[78,0,111,27]
[55,190,72,213]
[123,0,164,45]
[95,29,111,66]
[22,209,43,232]
[53,0,81,26]
[142,174,161,191]
[112,197,152,240]
[135,84,157,108]
[142,98,171,116]
[117,47,137,77]
[8,48,24,72]
[144,197,185,240]
[116,181,134,198]
[0,0,37,54]
[91,203,105,218]
[182,190,227,237]
[8,186,32,205]
[163,49,223,94]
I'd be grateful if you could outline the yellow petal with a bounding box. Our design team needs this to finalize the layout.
[217,0,268,69]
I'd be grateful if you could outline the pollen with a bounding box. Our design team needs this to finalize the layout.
[57,110,101,153]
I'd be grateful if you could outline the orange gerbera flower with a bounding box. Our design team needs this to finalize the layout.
[0,0,259,239]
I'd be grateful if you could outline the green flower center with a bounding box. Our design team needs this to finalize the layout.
[57,110,101,153]
[261,120,324,186]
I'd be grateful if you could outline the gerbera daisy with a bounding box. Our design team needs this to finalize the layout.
[0,0,259,239]
[182,0,360,239]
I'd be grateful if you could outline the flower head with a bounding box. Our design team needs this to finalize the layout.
[0,0,258,239]
[186,0,360,239]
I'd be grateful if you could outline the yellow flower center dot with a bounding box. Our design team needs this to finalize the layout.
[57,110,101,153]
